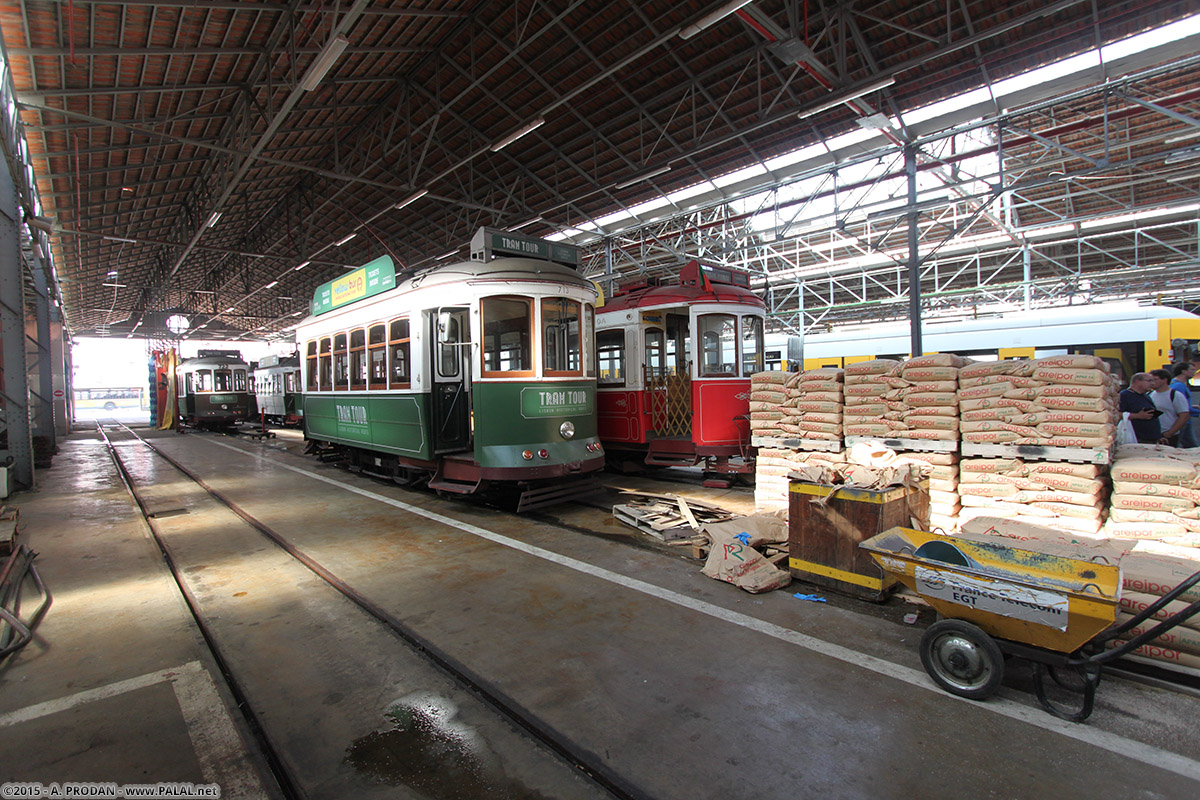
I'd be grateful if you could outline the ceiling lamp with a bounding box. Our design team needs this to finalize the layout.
[299,34,350,91]
[616,165,672,189]
[490,118,545,152]
[679,0,754,40]
[797,76,896,119]
[394,190,428,210]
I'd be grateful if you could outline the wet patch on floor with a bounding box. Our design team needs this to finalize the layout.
[345,691,551,799]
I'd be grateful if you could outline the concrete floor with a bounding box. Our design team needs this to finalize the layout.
[2,424,1200,799]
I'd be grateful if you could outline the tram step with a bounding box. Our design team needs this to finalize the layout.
[644,452,700,467]
[516,476,603,513]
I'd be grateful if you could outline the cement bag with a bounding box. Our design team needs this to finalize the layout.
[961,408,1010,421]
[845,359,901,376]
[1033,354,1110,372]
[1107,641,1200,670]
[926,467,960,483]
[750,390,787,403]
[959,361,1019,379]
[1027,501,1104,520]
[1034,383,1106,398]
[959,383,1016,400]
[797,367,844,381]
[1036,395,1110,412]
[791,400,843,415]
[904,429,958,441]
[1111,481,1200,505]
[929,489,961,506]
[844,383,890,397]
[1122,545,1200,603]
[901,392,958,407]
[956,517,1124,560]
[963,430,1022,443]
[959,458,1021,474]
[1031,367,1107,386]
[904,353,968,369]
[959,482,1018,498]
[901,405,958,418]
[791,380,843,394]
[1111,458,1200,487]
[752,371,791,386]
[1011,490,1101,507]
[1117,618,1200,657]
[901,451,959,467]
[844,424,894,437]
[1026,462,1105,480]
[1110,493,1195,513]
[1104,521,1190,540]
[702,538,792,594]
[1109,508,1187,525]
[900,365,960,382]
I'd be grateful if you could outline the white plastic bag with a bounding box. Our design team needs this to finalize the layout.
[1116,412,1137,446]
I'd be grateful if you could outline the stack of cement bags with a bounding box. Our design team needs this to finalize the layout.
[842,355,964,441]
[910,451,960,531]
[754,447,845,512]
[957,457,1108,534]
[959,355,1116,448]
[842,359,904,439]
[748,371,790,440]
[1111,541,1200,669]
[778,368,844,441]
[1105,445,1200,546]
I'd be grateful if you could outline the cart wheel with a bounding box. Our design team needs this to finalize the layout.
[919,620,1005,700]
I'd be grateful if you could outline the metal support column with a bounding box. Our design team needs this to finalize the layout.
[0,162,32,490]
[28,241,54,453]
[906,145,923,357]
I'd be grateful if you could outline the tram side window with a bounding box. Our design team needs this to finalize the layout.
[482,297,532,376]
[583,304,596,378]
[195,370,213,392]
[234,370,247,392]
[389,318,411,389]
[542,298,582,376]
[369,324,387,390]
[306,341,318,391]
[698,314,736,376]
[597,329,625,386]
[287,371,299,394]
[741,315,764,377]
[333,333,348,390]
[349,328,367,390]
[645,328,665,379]
[666,313,690,376]
[319,337,332,391]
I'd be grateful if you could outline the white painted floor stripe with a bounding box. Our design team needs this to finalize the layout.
[1,660,268,798]
[171,661,270,799]
[206,438,1200,783]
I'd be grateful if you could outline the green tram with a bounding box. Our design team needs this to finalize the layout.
[296,228,605,510]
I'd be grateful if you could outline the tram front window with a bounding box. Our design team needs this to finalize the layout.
[698,314,736,376]
[543,297,582,375]
[194,370,213,392]
[741,315,764,377]
[482,297,532,375]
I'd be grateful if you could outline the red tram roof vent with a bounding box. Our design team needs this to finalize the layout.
[680,260,752,290]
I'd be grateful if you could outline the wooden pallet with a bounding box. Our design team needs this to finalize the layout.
[612,491,736,541]
[960,442,1111,464]
[844,436,958,453]
[0,505,19,557]
[752,436,843,452]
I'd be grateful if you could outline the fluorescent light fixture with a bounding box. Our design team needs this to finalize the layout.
[797,76,896,119]
[224,307,236,312]
[295,261,310,270]
[437,250,458,260]
[394,190,428,210]
[265,281,279,289]
[1165,130,1200,145]
[206,211,222,228]
[103,235,136,243]
[1164,146,1200,165]
[616,165,673,189]
[679,0,754,40]
[334,232,357,247]
[490,117,545,152]
[107,269,118,276]
[101,282,126,288]
[299,34,349,92]
[512,217,543,229]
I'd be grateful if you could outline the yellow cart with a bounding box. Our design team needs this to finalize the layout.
[860,527,1200,721]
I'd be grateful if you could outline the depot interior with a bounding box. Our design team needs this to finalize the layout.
[4,1,1200,796]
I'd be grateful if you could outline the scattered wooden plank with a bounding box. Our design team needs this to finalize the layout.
[676,497,700,530]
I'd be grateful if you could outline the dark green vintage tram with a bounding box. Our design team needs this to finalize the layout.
[297,228,604,510]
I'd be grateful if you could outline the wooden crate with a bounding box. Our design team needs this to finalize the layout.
[788,481,929,602]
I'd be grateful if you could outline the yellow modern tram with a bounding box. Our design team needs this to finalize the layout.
[772,303,1200,377]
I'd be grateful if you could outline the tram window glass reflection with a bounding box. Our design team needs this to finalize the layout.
[349,328,367,390]
[306,341,318,390]
[741,315,764,377]
[698,314,736,376]
[212,370,233,392]
[583,304,596,378]
[482,297,532,376]
[233,370,247,392]
[368,323,387,389]
[333,333,348,390]
[389,318,410,388]
[645,328,665,378]
[437,315,461,378]
[542,297,582,375]
[318,337,332,391]
[597,329,625,386]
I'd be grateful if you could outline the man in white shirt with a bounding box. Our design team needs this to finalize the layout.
[1149,368,1190,447]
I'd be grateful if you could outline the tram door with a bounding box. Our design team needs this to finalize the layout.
[430,307,472,453]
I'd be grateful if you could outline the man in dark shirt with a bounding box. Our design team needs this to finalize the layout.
[1119,372,1160,443]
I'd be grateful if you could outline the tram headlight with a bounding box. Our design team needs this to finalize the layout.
[559,421,575,439]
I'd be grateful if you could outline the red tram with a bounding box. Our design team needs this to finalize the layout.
[595,261,765,484]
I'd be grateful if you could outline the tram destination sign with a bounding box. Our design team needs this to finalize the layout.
[312,255,397,316]
[470,227,580,268]
[520,386,593,418]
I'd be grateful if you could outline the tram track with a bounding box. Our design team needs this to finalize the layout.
[96,421,646,800]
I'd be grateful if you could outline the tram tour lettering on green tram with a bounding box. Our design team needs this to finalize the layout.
[519,387,592,418]
[335,403,368,427]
